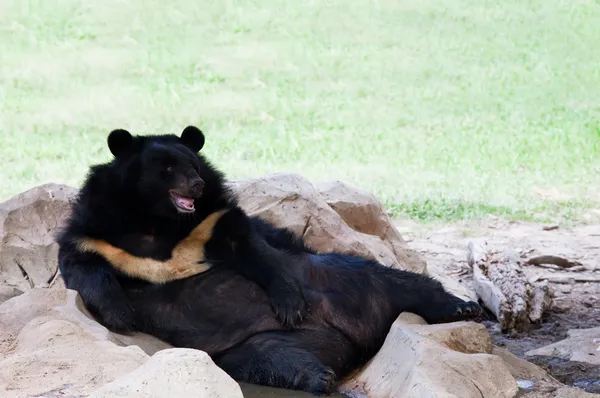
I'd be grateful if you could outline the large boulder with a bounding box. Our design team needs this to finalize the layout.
[339,313,519,398]
[316,180,427,274]
[89,348,243,398]
[0,289,148,397]
[0,288,242,398]
[0,183,77,304]
[229,173,426,274]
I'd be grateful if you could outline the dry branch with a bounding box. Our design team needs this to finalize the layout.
[467,241,554,332]
[526,255,583,269]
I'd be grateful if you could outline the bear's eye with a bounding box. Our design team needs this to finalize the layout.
[166,166,174,173]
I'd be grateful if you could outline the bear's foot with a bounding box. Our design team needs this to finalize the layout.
[445,300,484,322]
[298,364,337,396]
[432,299,484,323]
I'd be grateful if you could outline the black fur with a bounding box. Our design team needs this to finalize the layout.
[57,126,483,395]
[57,126,308,330]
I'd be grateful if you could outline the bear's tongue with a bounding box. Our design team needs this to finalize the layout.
[172,193,195,211]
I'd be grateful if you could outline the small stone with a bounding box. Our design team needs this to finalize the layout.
[516,380,535,389]
[558,284,573,294]
[526,326,600,366]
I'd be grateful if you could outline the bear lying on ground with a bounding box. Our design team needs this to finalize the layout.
[57,126,482,395]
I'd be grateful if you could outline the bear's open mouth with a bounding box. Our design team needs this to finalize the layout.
[169,190,195,213]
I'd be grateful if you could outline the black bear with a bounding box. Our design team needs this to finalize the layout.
[57,126,482,395]
[57,126,310,332]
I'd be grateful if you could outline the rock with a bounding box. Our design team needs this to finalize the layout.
[521,387,600,398]
[316,180,426,273]
[229,173,426,274]
[339,315,519,398]
[0,183,77,302]
[525,327,600,366]
[0,288,242,398]
[0,288,68,355]
[0,289,149,397]
[495,347,600,397]
[89,348,244,398]
[412,320,494,354]
[0,286,22,305]
[0,317,148,398]
[491,346,563,393]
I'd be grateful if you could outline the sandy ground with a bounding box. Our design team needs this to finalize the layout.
[396,217,600,394]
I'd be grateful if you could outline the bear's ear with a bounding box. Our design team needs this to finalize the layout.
[180,125,205,153]
[108,129,133,159]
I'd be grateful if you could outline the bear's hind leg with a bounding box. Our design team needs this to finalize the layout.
[379,266,483,324]
[213,332,337,395]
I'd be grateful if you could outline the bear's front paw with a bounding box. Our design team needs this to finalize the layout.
[439,300,484,323]
[267,279,309,328]
[453,300,483,318]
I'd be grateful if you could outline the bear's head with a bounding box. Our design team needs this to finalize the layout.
[107,125,215,217]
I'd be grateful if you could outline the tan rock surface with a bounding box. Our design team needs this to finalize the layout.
[0,288,243,398]
[339,314,519,398]
[316,180,426,273]
[0,317,148,398]
[520,387,600,398]
[0,289,153,397]
[0,287,69,355]
[488,347,598,397]
[0,183,77,303]
[229,173,426,274]
[525,327,600,366]
[89,348,244,398]
[492,346,561,387]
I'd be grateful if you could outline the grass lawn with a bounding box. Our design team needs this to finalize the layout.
[1,0,599,223]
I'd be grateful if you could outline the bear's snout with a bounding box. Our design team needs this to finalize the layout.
[188,178,205,197]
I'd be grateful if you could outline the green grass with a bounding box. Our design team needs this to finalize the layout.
[388,198,597,224]
[1,0,599,223]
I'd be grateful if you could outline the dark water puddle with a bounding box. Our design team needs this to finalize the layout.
[240,383,347,397]
[527,356,600,394]
[485,292,600,395]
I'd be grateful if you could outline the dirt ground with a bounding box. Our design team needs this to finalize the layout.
[395,217,600,394]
